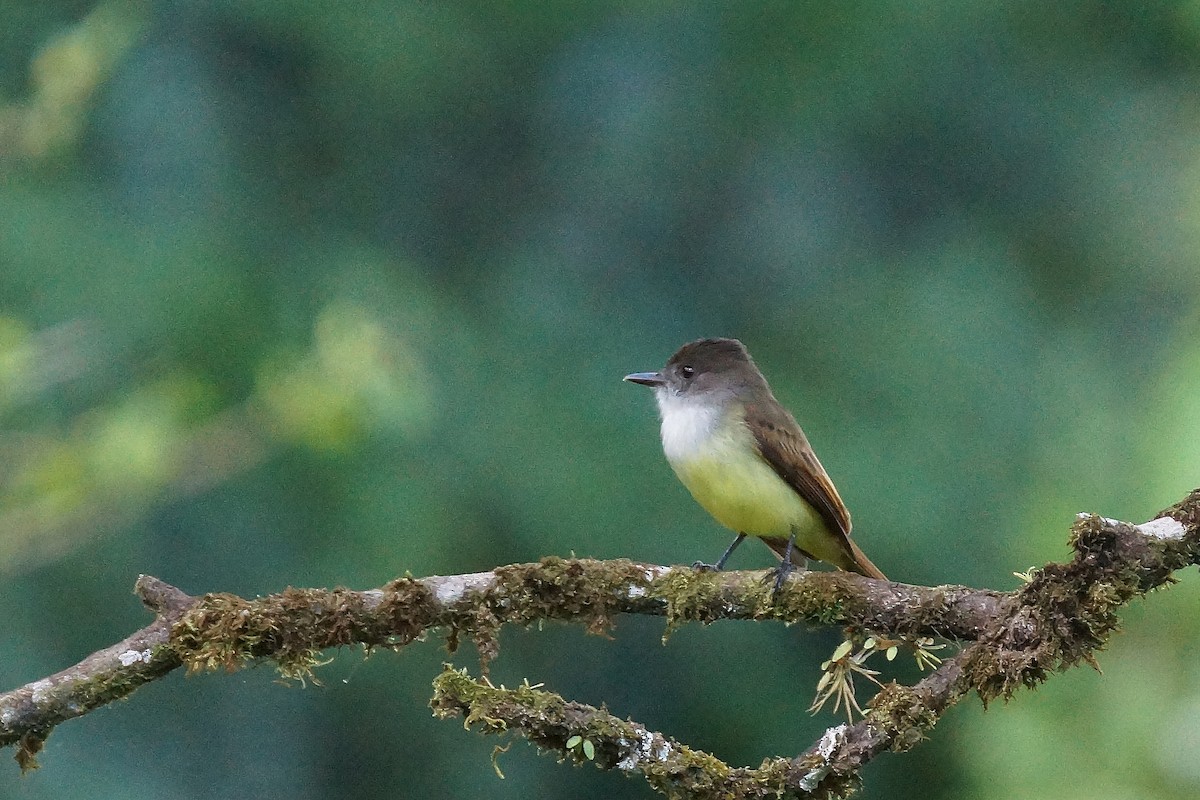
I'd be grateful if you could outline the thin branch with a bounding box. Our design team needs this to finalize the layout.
[425,493,1200,797]
[0,559,993,769]
[431,665,818,799]
[0,576,193,768]
[784,494,1200,794]
[0,487,1196,796]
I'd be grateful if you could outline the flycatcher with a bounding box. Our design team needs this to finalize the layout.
[625,337,885,582]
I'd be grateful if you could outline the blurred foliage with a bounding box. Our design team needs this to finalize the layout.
[2,1,1200,799]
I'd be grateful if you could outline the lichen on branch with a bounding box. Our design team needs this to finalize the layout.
[0,488,1195,798]
[431,665,822,799]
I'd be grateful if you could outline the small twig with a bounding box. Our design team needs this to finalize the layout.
[0,576,196,769]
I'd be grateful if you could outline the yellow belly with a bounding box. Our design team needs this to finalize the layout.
[655,395,845,565]
[668,439,838,563]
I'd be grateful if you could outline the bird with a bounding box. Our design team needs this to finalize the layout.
[625,337,885,584]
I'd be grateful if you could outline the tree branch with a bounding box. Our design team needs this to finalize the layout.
[0,560,994,771]
[0,487,1196,797]
[426,491,1200,797]
[0,576,193,769]
[431,665,812,799]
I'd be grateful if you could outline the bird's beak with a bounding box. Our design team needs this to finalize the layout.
[624,371,665,387]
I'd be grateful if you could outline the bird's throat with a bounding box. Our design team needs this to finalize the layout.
[656,389,727,464]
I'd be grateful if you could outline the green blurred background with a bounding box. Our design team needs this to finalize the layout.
[3,1,1200,798]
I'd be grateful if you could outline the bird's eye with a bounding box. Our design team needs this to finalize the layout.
[680,365,695,379]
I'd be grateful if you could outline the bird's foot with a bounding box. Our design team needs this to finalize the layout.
[771,561,791,593]
[769,560,807,594]
[691,560,721,572]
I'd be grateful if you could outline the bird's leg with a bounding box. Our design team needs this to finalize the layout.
[772,528,799,593]
[693,533,747,572]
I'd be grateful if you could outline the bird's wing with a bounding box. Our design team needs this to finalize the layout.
[744,402,852,540]
[745,401,886,580]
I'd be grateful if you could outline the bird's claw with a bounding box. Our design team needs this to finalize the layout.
[770,561,805,594]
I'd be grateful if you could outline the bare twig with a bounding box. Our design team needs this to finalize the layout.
[0,576,194,768]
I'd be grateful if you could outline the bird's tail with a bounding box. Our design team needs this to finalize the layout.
[763,536,887,581]
[844,539,887,581]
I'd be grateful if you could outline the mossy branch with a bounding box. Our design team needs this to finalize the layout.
[0,576,193,770]
[0,488,1197,796]
[0,556,998,769]
[431,665,821,799]
[433,491,1200,797]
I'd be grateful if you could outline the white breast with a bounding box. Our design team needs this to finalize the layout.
[655,389,722,462]
[652,388,828,549]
